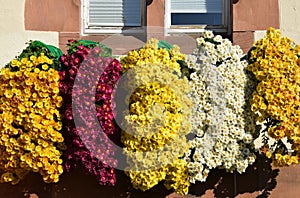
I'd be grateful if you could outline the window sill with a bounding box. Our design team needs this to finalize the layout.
[83,27,145,35]
[167,25,228,35]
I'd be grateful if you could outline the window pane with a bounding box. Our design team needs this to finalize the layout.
[88,0,141,26]
[171,13,222,26]
[171,0,222,13]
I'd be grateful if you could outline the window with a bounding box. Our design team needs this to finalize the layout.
[165,0,230,34]
[82,0,145,34]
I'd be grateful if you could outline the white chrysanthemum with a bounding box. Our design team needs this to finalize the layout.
[184,31,257,183]
[203,30,214,39]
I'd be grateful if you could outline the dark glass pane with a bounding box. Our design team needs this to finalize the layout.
[171,13,222,26]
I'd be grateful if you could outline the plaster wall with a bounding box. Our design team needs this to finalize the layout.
[0,0,58,66]
[278,0,300,43]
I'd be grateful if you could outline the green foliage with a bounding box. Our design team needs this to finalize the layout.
[5,40,63,71]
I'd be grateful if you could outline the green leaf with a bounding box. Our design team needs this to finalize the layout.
[158,40,174,51]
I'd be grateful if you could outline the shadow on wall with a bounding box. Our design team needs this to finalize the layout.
[0,154,279,198]
[187,154,279,198]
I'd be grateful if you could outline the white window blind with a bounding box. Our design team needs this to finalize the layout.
[88,0,141,27]
[170,0,222,13]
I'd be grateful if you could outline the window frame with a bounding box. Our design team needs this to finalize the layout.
[164,0,231,35]
[82,0,146,35]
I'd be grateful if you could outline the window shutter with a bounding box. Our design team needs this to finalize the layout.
[88,0,141,26]
[170,0,222,13]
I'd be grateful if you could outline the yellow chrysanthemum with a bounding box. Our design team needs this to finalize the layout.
[121,51,192,194]
[0,53,64,185]
[248,27,300,166]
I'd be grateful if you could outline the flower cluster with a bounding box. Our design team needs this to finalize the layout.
[5,40,63,71]
[121,39,192,195]
[184,31,257,183]
[0,53,64,184]
[120,38,185,74]
[247,28,300,166]
[59,40,121,185]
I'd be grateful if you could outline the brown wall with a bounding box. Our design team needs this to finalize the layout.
[25,0,80,32]
[24,0,280,53]
[146,0,165,40]
[232,0,279,52]
[1,154,300,198]
[233,0,279,31]
[25,0,81,53]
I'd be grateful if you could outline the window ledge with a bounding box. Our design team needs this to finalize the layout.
[83,27,145,35]
[167,26,228,34]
